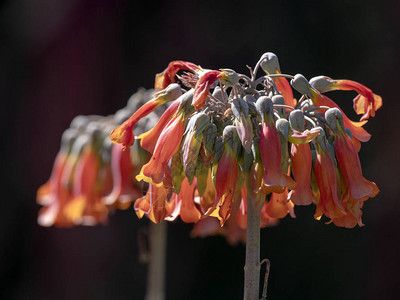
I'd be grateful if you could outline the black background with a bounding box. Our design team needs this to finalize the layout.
[1,0,399,299]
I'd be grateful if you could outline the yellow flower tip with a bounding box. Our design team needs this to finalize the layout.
[64,196,86,222]
[110,123,134,148]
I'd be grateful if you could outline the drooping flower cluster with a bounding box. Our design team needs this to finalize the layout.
[37,52,381,234]
[109,52,381,230]
[36,89,158,226]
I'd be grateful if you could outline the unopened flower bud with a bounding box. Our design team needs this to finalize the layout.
[255,96,274,121]
[260,52,281,74]
[60,128,79,152]
[290,74,313,97]
[231,97,249,119]
[309,76,335,93]
[220,69,239,87]
[325,108,344,132]
[275,118,289,141]
[212,86,228,102]
[70,115,89,130]
[155,83,183,101]
[272,94,285,116]
[177,90,194,116]
[289,109,305,132]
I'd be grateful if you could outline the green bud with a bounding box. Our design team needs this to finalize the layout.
[231,97,249,119]
[155,83,183,101]
[260,52,281,74]
[272,94,285,116]
[275,118,289,141]
[289,109,305,132]
[309,76,335,93]
[290,74,313,97]
[220,68,239,87]
[325,108,344,132]
[255,96,273,119]
[212,86,228,102]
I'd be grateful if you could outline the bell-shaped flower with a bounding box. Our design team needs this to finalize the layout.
[289,142,315,205]
[154,60,202,90]
[310,76,382,121]
[137,99,180,154]
[214,126,240,225]
[313,134,346,219]
[110,83,183,149]
[134,183,169,223]
[291,74,371,148]
[264,189,296,219]
[37,150,72,227]
[136,113,186,186]
[64,146,108,226]
[256,97,296,194]
[175,177,202,223]
[102,144,143,206]
[325,108,379,202]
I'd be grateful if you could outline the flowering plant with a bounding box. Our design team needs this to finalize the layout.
[38,52,381,299]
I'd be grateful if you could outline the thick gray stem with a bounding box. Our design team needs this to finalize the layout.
[145,221,167,300]
[244,194,261,300]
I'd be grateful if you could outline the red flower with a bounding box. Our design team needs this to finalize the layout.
[64,146,108,226]
[136,113,186,185]
[102,144,143,206]
[214,144,239,225]
[134,183,169,223]
[137,99,180,154]
[314,142,345,219]
[259,122,296,194]
[37,151,72,227]
[154,61,202,90]
[192,70,223,110]
[288,143,315,205]
[333,125,379,202]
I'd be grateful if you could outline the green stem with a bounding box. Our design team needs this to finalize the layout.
[145,221,167,300]
[244,192,262,300]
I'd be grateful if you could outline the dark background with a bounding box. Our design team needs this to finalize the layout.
[1,0,399,299]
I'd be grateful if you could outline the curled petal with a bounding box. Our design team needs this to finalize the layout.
[155,61,201,90]
[192,71,222,110]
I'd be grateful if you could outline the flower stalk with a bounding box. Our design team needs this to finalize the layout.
[244,191,262,300]
[146,221,167,300]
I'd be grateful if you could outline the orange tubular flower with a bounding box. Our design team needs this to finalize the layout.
[154,60,202,90]
[259,122,296,194]
[311,91,371,144]
[110,84,183,149]
[136,113,186,186]
[65,146,108,226]
[215,144,239,226]
[265,189,296,219]
[192,70,223,110]
[288,143,315,205]
[102,144,143,206]
[137,99,180,154]
[326,109,379,202]
[314,141,345,220]
[310,76,382,121]
[176,177,202,223]
[37,151,72,227]
[134,183,169,223]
